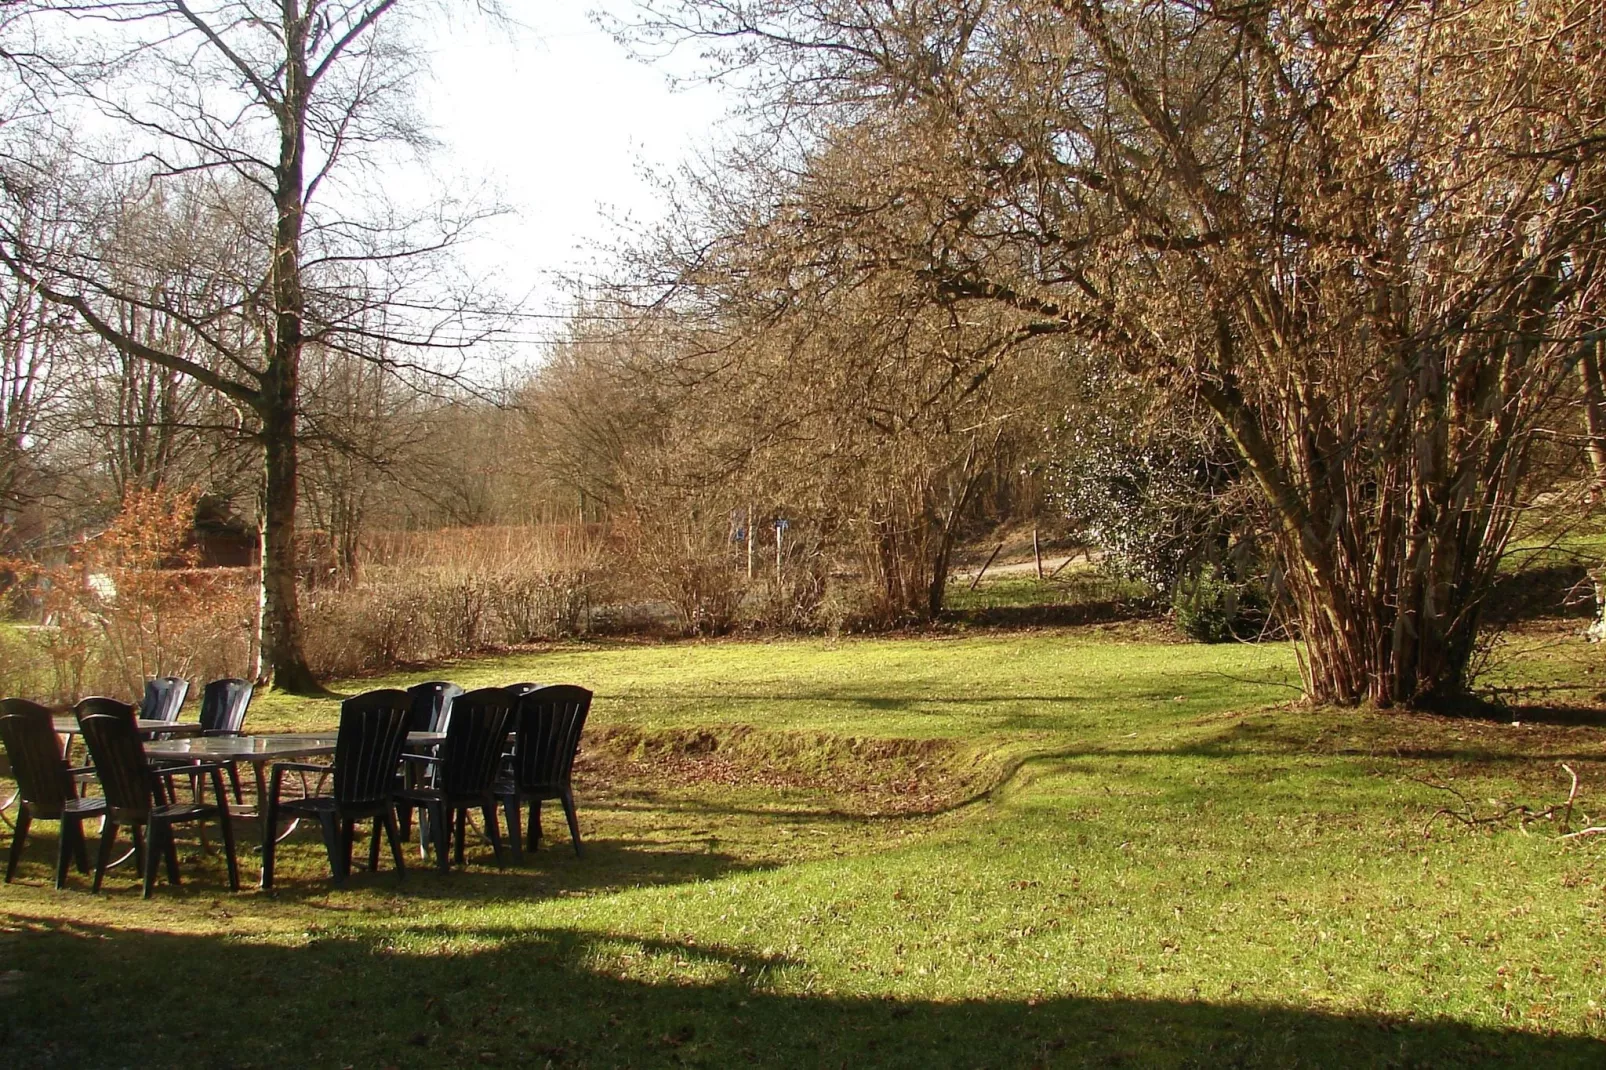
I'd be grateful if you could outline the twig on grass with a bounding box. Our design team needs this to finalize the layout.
[1416,763,1592,840]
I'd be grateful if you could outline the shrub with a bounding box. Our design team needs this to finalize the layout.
[301,524,606,673]
[1050,412,1255,595]
[615,501,748,637]
[490,568,592,641]
[1172,564,1268,644]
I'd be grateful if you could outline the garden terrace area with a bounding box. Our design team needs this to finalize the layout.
[2,625,1604,1067]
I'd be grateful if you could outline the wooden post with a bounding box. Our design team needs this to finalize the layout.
[1033,529,1044,580]
[969,543,1005,591]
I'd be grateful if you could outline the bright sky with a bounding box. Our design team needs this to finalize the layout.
[419,5,731,339]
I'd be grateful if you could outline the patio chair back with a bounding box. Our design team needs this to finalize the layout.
[509,685,591,795]
[74,698,154,821]
[436,688,515,798]
[199,678,254,735]
[0,699,75,816]
[505,681,542,698]
[333,690,412,807]
[405,680,462,733]
[141,676,189,723]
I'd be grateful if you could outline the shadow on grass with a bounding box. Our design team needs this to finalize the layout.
[0,811,769,906]
[1,916,1599,1068]
[257,829,770,906]
[1482,703,1606,728]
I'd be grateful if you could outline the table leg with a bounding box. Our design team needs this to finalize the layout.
[248,760,309,848]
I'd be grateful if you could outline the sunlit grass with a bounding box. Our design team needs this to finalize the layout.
[3,626,1605,1067]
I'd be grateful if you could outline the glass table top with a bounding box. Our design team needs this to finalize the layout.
[142,731,445,761]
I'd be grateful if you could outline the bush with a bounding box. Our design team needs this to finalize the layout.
[489,568,592,641]
[1172,564,1267,643]
[1050,412,1254,595]
[301,525,605,674]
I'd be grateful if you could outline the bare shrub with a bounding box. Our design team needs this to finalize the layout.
[616,501,746,637]
[491,569,592,641]
[301,524,607,674]
[815,578,893,637]
[2,489,257,702]
[303,582,427,676]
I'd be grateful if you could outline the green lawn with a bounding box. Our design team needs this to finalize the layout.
[3,628,1605,1067]
[942,570,1152,613]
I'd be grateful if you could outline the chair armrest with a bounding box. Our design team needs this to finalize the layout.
[400,752,440,765]
[67,764,95,776]
[267,760,332,805]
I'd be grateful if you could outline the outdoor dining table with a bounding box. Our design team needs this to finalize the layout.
[142,731,447,841]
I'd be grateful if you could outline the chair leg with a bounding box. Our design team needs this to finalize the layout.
[433,802,449,873]
[130,826,146,878]
[481,801,504,869]
[502,794,524,866]
[381,808,407,881]
[528,799,542,852]
[217,809,239,892]
[561,790,583,858]
[317,811,342,884]
[368,817,383,872]
[55,817,77,890]
[72,817,90,873]
[226,764,243,806]
[455,808,467,867]
[142,823,164,899]
[340,818,357,883]
[4,802,30,883]
[162,821,182,886]
[93,821,117,893]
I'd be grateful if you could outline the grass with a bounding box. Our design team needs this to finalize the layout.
[3,627,1606,1067]
[943,569,1151,611]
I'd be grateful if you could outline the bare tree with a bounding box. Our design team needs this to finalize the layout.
[0,0,502,690]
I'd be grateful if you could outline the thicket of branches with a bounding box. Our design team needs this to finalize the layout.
[585,0,1606,707]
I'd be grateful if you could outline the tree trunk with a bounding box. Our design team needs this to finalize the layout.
[1579,339,1606,641]
[1196,365,1503,709]
[258,3,319,693]
[258,393,319,692]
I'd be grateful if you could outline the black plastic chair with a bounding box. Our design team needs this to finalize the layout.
[74,697,239,898]
[260,689,411,889]
[406,680,462,733]
[0,699,106,889]
[494,684,591,863]
[397,688,514,871]
[199,678,253,734]
[396,681,461,842]
[141,676,190,723]
[193,678,255,803]
[505,681,542,698]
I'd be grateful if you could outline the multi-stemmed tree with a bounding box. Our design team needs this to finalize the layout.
[625,0,1606,706]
